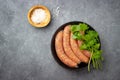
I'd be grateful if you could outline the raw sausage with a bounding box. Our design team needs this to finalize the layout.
[77,40,83,47]
[70,33,89,63]
[63,26,80,64]
[82,50,91,58]
[55,31,78,68]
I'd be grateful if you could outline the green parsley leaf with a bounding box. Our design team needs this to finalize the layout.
[72,32,83,40]
[71,23,89,32]
[86,30,98,38]
[79,23,89,31]
[94,43,100,49]
[80,43,88,50]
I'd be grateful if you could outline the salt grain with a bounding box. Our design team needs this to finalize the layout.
[31,9,46,23]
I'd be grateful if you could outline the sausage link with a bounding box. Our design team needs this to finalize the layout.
[63,26,80,64]
[55,31,78,68]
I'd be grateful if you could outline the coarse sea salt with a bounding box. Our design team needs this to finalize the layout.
[31,9,46,23]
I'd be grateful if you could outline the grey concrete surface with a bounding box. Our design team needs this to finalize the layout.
[0,0,120,80]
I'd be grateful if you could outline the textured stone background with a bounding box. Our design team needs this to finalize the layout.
[0,0,120,80]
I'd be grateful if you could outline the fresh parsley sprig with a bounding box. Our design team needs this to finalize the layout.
[71,23,104,71]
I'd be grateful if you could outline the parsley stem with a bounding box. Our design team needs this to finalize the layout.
[92,58,95,68]
[95,60,98,69]
[88,51,93,72]
[98,60,102,70]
